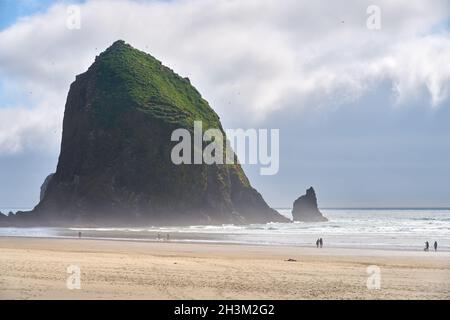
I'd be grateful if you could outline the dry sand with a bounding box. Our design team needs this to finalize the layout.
[0,237,449,300]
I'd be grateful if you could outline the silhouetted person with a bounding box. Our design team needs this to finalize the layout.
[316,239,319,248]
[434,241,438,251]
[424,241,429,251]
[319,238,323,248]
[78,232,82,239]
[166,233,170,241]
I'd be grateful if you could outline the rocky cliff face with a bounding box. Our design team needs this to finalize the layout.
[15,40,288,226]
[40,173,54,201]
[292,187,328,222]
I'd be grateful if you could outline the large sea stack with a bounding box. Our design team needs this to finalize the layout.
[14,40,288,226]
[292,187,328,222]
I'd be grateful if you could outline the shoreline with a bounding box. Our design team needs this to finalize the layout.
[1,237,449,299]
[0,234,448,254]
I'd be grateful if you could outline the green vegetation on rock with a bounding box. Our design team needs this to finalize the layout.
[90,40,221,129]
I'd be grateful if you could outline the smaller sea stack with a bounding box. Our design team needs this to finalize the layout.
[292,187,328,222]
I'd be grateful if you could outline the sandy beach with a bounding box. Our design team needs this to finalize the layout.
[0,237,449,300]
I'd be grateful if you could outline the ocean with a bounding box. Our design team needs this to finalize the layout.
[0,208,449,251]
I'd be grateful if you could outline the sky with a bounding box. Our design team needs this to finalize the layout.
[0,0,449,209]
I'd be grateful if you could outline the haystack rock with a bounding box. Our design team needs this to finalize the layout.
[292,187,328,222]
[10,40,288,227]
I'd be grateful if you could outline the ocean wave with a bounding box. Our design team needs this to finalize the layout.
[1,209,449,249]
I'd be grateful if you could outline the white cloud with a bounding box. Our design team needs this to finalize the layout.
[0,0,449,154]
[0,104,62,154]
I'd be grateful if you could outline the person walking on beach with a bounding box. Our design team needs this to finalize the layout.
[319,238,323,248]
[166,233,170,241]
[434,241,438,251]
[78,231,82,239]
[316,239,319,248]
[424,241,429,251]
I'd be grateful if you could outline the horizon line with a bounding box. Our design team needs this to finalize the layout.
[274,207,450,210]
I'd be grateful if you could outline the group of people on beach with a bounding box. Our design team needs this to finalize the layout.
[77,231,172,241]
[315,238,323,248]
[157,233,170,241]
[424,241,438,251]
